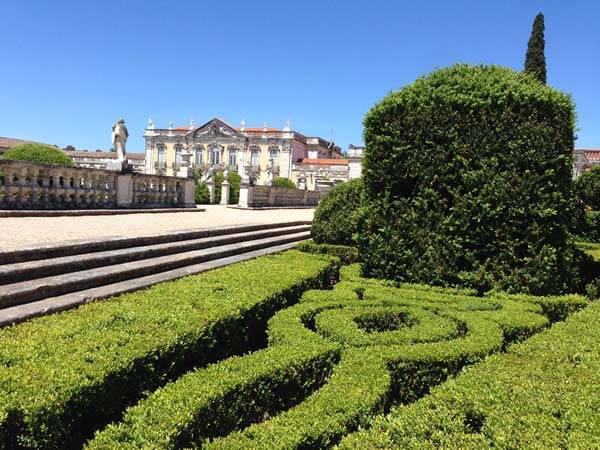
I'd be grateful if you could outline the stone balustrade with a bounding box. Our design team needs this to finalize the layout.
[0,160,195,210]
[237,182,321,208]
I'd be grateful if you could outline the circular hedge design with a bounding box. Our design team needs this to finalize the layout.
[90,264,566,448]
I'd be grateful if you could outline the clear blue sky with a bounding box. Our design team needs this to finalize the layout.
[1,0,598,152]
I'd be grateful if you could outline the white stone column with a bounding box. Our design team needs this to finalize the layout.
[280,149,292,180]
[206,180,215,204]
[181,178,196,207]
[238,179,249,208]
[220,179,230,205]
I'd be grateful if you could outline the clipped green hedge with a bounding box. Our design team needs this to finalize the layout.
[0,251,338,449]
[4,143,73,166]
[360,64,582,295]
[296,240,359,264]
[312,179,367,246]
[272,177,296,189]
[575,166,600,210]
[88,267,586,448]
[339,300,600,449]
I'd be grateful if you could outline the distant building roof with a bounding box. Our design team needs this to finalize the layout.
[0,136,47,151]
[300,158,348,166]
[65,150,145,160]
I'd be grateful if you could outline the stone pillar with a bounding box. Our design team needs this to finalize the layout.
[238,179,249,208]
[280,149,292,180]
[303,189,308,206]
[268,186,276,206]
[206,180,215,204]
[115,173,133,208]
[181,178,196,207]
[220,179,230,205]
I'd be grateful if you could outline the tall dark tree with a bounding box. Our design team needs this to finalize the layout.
[524,13,547,84]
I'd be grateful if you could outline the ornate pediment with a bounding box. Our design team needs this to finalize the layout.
[192,118,245,140]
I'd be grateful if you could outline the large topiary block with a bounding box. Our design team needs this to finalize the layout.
[4,143,74,166]
[360,64,582,295]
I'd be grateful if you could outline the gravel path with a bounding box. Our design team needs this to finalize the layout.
[0,205,314,251]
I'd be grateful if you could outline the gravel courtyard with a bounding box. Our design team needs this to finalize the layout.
[0,205,315,251]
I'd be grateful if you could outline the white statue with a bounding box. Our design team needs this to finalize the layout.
[266,162,274,185]
[111,118,129,162]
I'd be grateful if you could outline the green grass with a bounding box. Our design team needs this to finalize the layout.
[577,241,600,261]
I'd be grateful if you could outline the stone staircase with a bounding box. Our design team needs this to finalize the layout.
[0,221,311,327]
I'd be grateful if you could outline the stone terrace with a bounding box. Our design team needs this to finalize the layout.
[0,205,315,251]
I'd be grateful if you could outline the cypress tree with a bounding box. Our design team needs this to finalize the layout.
[524,13,547,84]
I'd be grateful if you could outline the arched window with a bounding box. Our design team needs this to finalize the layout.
[195,147,203,165]
[210,146,221,165]
[175,145,183,166]
[269,147,279,166]
[250,147,260,167]
[228,147,237,167]
[157,145,166,168]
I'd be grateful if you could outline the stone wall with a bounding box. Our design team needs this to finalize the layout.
[237,183,321,208]
[0,160,195,210]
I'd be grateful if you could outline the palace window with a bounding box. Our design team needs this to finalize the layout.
[251,148,260,167]
[195,147,203,165]
[228,148,237,167]
[157,145,166,167]
[210,146,221,165]
[269,148,279,166]
[175,145,183,166]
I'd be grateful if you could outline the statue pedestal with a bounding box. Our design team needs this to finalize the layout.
[106,159,133,172]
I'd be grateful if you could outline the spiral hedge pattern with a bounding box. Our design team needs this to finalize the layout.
[88,264,585,449]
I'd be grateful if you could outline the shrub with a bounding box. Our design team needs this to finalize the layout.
[360,64,581,295]
[213,171,242,204]
[194,181,210,204]
[312,179,367,246]
[339,300,599,449]
[575,166,600,210]
[272,177,296,189]
[88,268,585,448]
[4,143,73,166]
[297,240,359,264]
[0,251,338,449]
[576,210,600,242]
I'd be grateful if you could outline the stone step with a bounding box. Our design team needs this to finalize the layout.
[0,231,311,309]
[0,225,311,285]
[0,220,312,264]
[0,241,302,327]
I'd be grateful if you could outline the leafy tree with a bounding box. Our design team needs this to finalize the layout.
[4,143,74,166]
[575,166,600,210]
[272,177,296,189]
[194,182,210,204]
[524,12,546,84]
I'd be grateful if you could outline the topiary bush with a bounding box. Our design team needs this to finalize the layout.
[4,143,74,166]
[272,177,296,189]
[574,166,600,210]
[360,64,582,295]
[212,171,242,204]
[312,179,367,246]
[195,182,210,204]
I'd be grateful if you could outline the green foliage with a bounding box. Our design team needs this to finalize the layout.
[339,301,600,449]
[576,211,600,242]
[3,143,74,166]
[87,268,585,448]
[575,166,600,210]
[0,251,338,449]
[312,179,367,246]
[194,181,210,204]
[272,177,296,189]
[524,12,547,84]
[360,65,581,295]
[213,171,242,204]
[296,240,359,264]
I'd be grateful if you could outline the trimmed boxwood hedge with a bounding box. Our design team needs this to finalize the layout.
[360,64,583,295]
[87,266,586,448]
[338,300,600,449]
[296,240,359,264]
[312,179,366,246]
[0,250,338,449]
[3,143,74,166]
